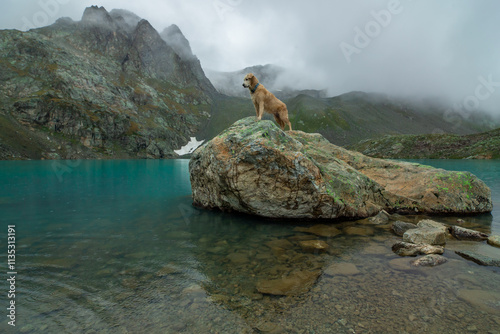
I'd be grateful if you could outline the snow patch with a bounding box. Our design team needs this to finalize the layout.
[174,137,205,155]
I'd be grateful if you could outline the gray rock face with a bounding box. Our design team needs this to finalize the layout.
[189,117,493,219]
[0,6,216,160]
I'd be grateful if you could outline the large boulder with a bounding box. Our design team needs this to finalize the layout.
[189,117,492,219]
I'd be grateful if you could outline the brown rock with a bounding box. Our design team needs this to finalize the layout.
[403,227,446,245]
[411,254,447,267]
[449,225,489,241]
[392,241,444,257]
[324,262,360,276]
[256,270,320,296]
[294,224,342,237]
[343,226,374,236]
[298,240,329,253]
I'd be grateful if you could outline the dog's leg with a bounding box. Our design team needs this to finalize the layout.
[256,103,264,121]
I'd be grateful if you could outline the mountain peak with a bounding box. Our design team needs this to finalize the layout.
[81,6,115,26]
[109,9,142,30]
[160,24,195,61]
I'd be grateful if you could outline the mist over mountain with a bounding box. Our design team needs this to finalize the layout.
[0,6,498,160]
[206,64,327,100]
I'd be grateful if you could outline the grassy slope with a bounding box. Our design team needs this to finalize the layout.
[350,128,500,159]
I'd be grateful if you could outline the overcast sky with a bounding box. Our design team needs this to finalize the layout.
[2,0,500,114]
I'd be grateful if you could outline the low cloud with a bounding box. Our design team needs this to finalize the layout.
[2,0,500,114]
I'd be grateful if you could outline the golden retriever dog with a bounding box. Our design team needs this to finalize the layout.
[242,73,292,131]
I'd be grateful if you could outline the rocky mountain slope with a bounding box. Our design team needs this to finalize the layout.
[1,6,498,160]
[0,6,216,159]
[201,91,498,147]
[351,127,500,159]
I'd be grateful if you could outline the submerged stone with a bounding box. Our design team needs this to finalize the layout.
[189,117,492,219]
[455,250,500,267]
[324,262,360,276]
[411,254,447,267]
[256,270,320,296]
[457,290,500,315]
[298,240,329,253]
[294,224,342,237]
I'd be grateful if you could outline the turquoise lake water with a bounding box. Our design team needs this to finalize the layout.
[0,159,499,333]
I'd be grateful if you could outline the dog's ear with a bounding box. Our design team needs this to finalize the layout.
[249,73,258,86]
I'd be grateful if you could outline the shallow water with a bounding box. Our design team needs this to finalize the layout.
[0,159,499,333]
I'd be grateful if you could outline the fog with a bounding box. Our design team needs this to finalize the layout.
[2,0,500,114]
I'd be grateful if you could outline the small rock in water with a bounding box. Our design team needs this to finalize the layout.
[403,226,446,245]
[369,210,390,224]
[293,224,342,237]
[256,270,320,296]
[324,262,360,276]
[343,226,374,236]
[265,238,294,249]
[457,289,500,315]
[391,221,417,236]
[455,250,500,267]
[449,225,489,241]
[411,254,447,267]
[298,240,329,253]
[417,219,449,233]
[156,265,180,277]
[487,235,500,248]
[392,241,444,257]
[226,252,249,264]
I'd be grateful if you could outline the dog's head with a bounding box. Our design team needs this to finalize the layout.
[242,73,258,89]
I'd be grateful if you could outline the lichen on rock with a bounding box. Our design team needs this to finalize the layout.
[189,117,493,219]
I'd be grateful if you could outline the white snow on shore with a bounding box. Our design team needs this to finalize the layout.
[174,137,205,155]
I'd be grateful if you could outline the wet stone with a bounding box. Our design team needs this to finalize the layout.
[391,221,417,236]
[449,225,489,241]
[368,210,391,225]
[457,290,500,315]
[343,226,374,236]
[455,250,500,267]
[156,265,181,277]
[324,262,360,276]
[411,254,448,267]
[298,240,329,253]
[256,270,321,296]
[226,252,249,264]
[265,239,293,250]
[293,224,342,237]
[392,241,444,257]
[403,227,446,245]
[488,235,500,248]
